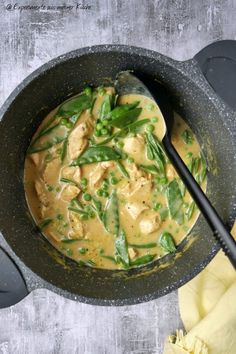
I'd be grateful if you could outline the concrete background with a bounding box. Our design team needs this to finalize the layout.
[0,0,235,353]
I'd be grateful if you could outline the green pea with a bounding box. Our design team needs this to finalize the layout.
[81,177,88,187]
[101,128,108,135]
[151,117,158,123]
[146,124,155,132]
[97,189,103,197]
[116,141,124,149]
[153,202,161,211]
[102,191,109,198]
[89,211,96,218]
[47,185,54,192]
[96,123,103,130]
[84,86,92,96]
[98,87,106,96]
[110,176,118,185]
[56,213,64,220]
[61,118,68,126]
[94,130,101,137]
[80,214,89,221]
[65,121,73,129]
[102,119,109,126]
[83,193,92,201]
[127,157,134,164]
[79,247,88,254]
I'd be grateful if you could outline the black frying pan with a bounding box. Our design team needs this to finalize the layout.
[0,40,235,308]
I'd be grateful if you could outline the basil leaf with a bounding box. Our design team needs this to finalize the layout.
[130,254,156,266]
[103,190,119,235]
[110,101,140,120]
[166,179,184,225]
[110,107,142,128]
[115,229,129,267]
[159,232,176,253]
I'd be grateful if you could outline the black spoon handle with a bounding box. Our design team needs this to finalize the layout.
[163,135,236,269]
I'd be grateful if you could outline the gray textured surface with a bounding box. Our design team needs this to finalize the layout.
[0,0,235,353]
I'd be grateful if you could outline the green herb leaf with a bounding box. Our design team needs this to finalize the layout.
[115,229,129,267]
[61,239,82,244]
[103,189,119,235]
[77,259,96,267]
[60,138,68,162]
[181,129,194,145]
[185,201,195,220]
[128,242,157,249]
[99,94,112,121]
[145,133,167,176]
[117,161,130,178]
[39,218,53,231]
[110,101,140,120]
[110,107,142,128]
[159,231,176,253]
[130,254,156,266]
[166,179,184,225]
[159,208,169,221]
[140,164,159,175]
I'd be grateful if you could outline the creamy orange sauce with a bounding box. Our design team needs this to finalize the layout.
[24,87,206,269]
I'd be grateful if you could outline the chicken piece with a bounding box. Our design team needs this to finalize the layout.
[166,164,178,180]
[68,122,91,160]
[61,166,81,184]
[128,247,138,260]
[35,180,49,206]
[69,212,84,237]
[139,214,161,234]
[60,185,80,202]
[127,163,148,181]
[123,134,145,158]
[125,202,149,220]
[89,161,115,187]
[120,177,152,199]
[30,153,41,166]
[43,158,61,186]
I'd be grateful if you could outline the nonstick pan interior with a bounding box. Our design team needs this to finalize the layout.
[0,46,235,305]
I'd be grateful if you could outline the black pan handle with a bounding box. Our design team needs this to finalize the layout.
[163,135,236,269]
[194,39,236,111]
[0,246,28,308]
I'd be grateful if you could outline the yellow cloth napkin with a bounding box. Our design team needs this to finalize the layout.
[164,222,236,354]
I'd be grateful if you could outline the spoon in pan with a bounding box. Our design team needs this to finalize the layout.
[115,71,236,269]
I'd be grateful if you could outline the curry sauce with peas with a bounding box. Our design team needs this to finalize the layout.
[24,86,207,269]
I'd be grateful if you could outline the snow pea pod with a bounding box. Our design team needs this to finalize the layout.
[130,254,156,267]
[28,135,67,154]
[71,146,121,166]
[57,93,92,117]
[159,232,176,253]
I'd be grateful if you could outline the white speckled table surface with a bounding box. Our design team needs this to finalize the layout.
[0,1,235,353]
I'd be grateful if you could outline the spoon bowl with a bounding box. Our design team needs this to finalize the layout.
[115,71,236,268]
